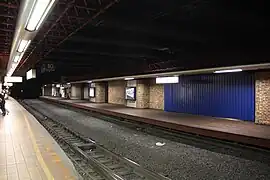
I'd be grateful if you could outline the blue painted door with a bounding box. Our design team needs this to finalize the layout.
[164,73,255,121]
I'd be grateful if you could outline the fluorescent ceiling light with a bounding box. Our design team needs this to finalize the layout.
[13,55,21,63]
[88,81,92,83]
[26,0,55,31]
[17,40,31,53]
[214,69,242,73]
[156,76,179,84]
[11,63,17,69]
[124,77,134,80]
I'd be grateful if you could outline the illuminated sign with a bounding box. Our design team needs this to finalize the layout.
[4,76,23,83]
[89,87,95,97]
[156,76,179,84]
[125,87,136,100]
[26,69,36,80]
[4,82,13,87]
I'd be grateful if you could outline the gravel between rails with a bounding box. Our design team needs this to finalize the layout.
[24,99,270,180]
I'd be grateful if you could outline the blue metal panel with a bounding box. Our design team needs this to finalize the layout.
[164,73,255,121]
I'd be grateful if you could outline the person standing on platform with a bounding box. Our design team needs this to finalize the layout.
[0,92,6,116]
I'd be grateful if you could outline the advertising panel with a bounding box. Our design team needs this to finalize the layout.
[89,87,95,97]
[125,87,136,100]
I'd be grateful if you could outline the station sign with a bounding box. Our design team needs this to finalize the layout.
[4,76,23,83]
[40,63,55,73]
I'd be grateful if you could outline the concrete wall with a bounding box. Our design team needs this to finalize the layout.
[256,71,270,125]
[43,86,52,96]
[90,82,106,103]
[83,85,88,99]
[136,79,150,108]
[108,80,126,105]
[149,81,164,110]
[71,84,82,99]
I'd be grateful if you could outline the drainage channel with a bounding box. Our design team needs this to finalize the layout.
[21,101,171,180]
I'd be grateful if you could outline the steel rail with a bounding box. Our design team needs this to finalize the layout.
[21,100,171,180]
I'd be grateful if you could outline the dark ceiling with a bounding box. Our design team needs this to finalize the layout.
[0,0,19,75]
[2,0,269,82]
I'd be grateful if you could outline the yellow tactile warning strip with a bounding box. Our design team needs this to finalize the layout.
[14,100,77,180]
[19,107,54,180]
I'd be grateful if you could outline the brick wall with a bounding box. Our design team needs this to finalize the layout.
[136,79,150,108]
[89,83,106,103]
[256,72,270,125]
[149,82,164,110]
[95,82,106,103]
[108,80,126,105]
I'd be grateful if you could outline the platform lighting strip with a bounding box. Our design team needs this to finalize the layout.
[7,0,56,77]
[17,39,31,53]
[26,0,56,31]
[124,77,134,80]
[214,69,242,73]
[13,55,21,63]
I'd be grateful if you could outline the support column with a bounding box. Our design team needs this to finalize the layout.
[71,83,82,99]
[256,71,270,125]
[108,81,126,105]
[44,85,52,96]
[136,79,150,108]
[149,79,164,110]
[90,82,106,103]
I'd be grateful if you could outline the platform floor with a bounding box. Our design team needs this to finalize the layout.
[0,98,80,180]
[41,96,270,149]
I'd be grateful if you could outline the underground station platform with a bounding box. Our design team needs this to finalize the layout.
[41,96,270,149]
[0,98,80,180]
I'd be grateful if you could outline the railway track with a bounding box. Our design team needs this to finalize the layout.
[21,101,170,180]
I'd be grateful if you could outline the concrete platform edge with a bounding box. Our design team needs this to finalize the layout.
[40,97,270,149]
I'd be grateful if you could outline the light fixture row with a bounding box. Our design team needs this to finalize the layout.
[7,0,56,77]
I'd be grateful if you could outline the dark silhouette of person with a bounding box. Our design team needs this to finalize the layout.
[0,92,6,116]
